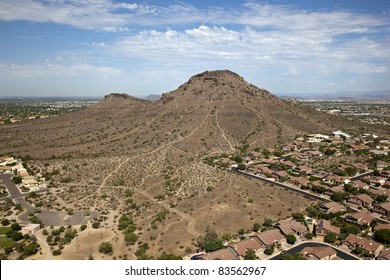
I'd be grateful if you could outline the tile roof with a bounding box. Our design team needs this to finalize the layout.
[300,246,337,260]
[228,237,263,257]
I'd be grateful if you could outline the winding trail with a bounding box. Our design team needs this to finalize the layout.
[215,104,235,152]
[35,234,52,260]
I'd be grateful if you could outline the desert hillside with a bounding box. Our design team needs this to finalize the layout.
[0,70,385,259]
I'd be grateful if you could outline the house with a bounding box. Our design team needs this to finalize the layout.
[0,156,16,166]
[276,219,308,237]
[323,174,345,186]
[376,161,389,171]
[375,223,390,231]
[351,163,367,172]
[281,160,295,168]
[316,220,340,236]
[377,248,390,260]
[307,134,329,143]
[369,150,389,156]
[308,150,323,158]
[330,137,343,145]
[370,177,387,187]
[299,165,313,175]
[310,170,329,180]
[289,177,310,188]
[333,130,351,139]
[368,187,390,199]
[350,145,365,150]
[380,170,390,179]
[257,166,274,177]
[272,170,289,182]
[347,194,373,208]
[200,247,240,260]
[21,224,40,235]
[22,176,38,188]
[324,185,344,196]
[228,237,263,258]
[291,166,312,175]
[342,234,384,257]
[373,202,390,217]
[300,246,338,260]
[353,180,369,191]
[319,201,346,214]
[255,229,286,247]
[345,211,374,226]
[0,166,13,173]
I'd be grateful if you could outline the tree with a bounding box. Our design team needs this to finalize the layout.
[23,242,39,256]
[197,226,224,252]
[282,253,307,260]
[263,245,274,255]
[92,221,100,229]
[305,206,320,219]
[124,232,138,245]
[263,218,273,228]
[291,213,305,223]
[98,242,113,255]
[237,163,246,170]
[324,149,336,156]
[286,234,297,245]
[374,229,390,245]
[331,192,349,203]
[232,156,243,164]
[341,225,360,235]
[253,223,261,232]
[375,195,388,203]
[12,176,22,184]
[324,232,337,244]
[10,223,21,231]
[353,246,363,255]
[10,231,23,242]
[80,224,87,231]
[158,252,183,260]
[1,219,10,226]
[305,232,313,239]
[244,249,257,260]
[118,213,133,230]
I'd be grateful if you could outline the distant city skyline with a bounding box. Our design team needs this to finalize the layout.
[0,0,389,98]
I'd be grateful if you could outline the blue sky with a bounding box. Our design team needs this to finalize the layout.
[0,0,389,97]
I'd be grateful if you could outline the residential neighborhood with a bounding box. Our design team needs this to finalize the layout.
[200,130,390,260]
[0,156,46,193]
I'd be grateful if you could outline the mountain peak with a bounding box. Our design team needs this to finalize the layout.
[186,70,244,86]
[104,93,132,99]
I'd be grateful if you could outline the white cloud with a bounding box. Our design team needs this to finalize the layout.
[0,62,122,79]
[0,1,389,94]
[1,0,386,33]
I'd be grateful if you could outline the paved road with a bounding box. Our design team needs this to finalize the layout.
[17,202,100,226]
[1,174,100,226]
[0,174,21,198]
[0,174,48,201]
[270,241,360,260]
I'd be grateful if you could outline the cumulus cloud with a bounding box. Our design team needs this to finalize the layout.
[0,62,122,79]
[0,1,389,94]
[1,0,386,33]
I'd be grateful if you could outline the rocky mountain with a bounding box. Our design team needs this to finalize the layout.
[0,70,379,159]
[0,70,387,259]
